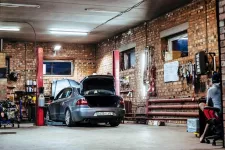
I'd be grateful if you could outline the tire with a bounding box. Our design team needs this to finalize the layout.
[65,109,73,127]
[45,110,51,122]
[109,121,120,127]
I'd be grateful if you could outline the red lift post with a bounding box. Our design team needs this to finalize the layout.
[113,50,120,95]
[36,47,44,126]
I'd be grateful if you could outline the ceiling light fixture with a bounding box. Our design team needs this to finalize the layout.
[49,29,88,36]
[85,8,120,14]
[0,3,40,8]
[50,31,88,36]
[0,27,20,31]
[54,45,61,51]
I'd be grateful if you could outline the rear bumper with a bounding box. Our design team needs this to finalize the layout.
[71,107,125,122]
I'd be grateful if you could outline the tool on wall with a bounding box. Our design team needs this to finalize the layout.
[120,76,130,90]
[178,62,194,85]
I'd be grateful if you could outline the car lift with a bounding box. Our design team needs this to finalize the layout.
[36,47,44,126]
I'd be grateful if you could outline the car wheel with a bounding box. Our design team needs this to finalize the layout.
[45,110,51,122]
[65,109,73,127]
[109,121,120,127]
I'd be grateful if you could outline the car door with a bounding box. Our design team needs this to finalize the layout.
[58,88,73,121]
[49,90,64,120]
[53,88,68,121]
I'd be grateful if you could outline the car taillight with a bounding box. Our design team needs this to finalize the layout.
[120,99,124,105]
[76,98,88,106]
[119,99,125,108]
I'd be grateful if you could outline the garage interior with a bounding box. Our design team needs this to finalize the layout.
[1,0,225,149]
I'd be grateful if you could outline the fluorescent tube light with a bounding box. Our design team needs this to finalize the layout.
[85,8,120,14]
[50,28,89,32]
[0,3,40,8]
[0,27,20,31]
[49,29,88,36]
[54,45,61,51]
[50,31,88,36]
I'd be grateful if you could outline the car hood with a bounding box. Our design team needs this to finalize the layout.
[52,79,80,98]
[80,75,115,95]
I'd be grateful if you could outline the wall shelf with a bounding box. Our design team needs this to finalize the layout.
[120,90,133,93]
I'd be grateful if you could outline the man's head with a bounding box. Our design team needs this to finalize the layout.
[212,72,220,83]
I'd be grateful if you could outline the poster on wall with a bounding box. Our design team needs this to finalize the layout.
[164,61,179,82]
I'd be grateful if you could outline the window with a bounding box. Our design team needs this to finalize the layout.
[43,61,73,76]
[56,88,72,100]
[165,33,188,61]
[120,48,136,71]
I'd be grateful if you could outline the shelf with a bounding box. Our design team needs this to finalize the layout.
[120,90,133,93]
[25,85,37,87]
[26,92,37,94]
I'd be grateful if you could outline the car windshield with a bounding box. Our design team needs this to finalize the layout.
[84,89,114,95]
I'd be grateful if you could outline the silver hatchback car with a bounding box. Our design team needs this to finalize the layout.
[46,75,125,127]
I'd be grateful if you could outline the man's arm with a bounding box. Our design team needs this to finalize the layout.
[206,89,211,106]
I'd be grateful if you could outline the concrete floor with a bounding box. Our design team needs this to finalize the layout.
[0,124,224,150]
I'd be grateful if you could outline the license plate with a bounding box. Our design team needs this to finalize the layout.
[94,112,113,116]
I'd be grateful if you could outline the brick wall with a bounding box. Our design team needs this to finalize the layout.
[217,0,225,146]
[96,0,218,106]
[0,53,7,100]
[3,41,96,95]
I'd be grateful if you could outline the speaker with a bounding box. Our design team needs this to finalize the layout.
[195,51,208,75]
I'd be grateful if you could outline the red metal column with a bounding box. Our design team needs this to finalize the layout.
[36,47,44,126]
[113,50,120,95]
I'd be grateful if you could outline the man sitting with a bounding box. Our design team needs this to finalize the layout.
[199,72,221,143]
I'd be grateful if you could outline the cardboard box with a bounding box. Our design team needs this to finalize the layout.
[172,51,181,59]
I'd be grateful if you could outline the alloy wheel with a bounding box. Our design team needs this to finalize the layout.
[65,110,70,126]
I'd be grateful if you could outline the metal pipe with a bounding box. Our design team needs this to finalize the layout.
[148,105,198,109]
[148,98,193,103]
[0,39,3,52]
[148,112,199,117]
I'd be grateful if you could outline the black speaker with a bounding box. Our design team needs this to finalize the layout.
[195,51,208,75]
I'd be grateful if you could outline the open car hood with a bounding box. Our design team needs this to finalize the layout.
[80,75,115,95]
[52,79,80,98]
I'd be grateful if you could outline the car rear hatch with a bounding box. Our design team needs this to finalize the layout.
[80,75,121,107]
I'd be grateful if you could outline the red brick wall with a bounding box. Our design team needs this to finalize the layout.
[0,53,7,100]
[3,41,96,95]
[96,0,218,106]
[217,0,225,145]
[3,42,36,91]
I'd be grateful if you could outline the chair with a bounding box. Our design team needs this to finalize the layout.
[203,106,223,146]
